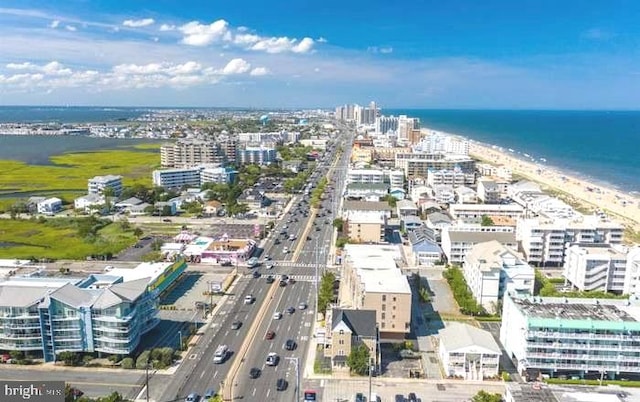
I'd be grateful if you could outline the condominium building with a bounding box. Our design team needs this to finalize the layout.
[346,168,404,189]
[463,241,534,313]
[88,175,123,197]
[160,140,224,168]
[563,244,640,294]
[426,168,475,188]
[441,226,517,265]
[339,244,412,339]
[36,197,62,215]
[418,133,469,156]
[395,152,475,179]
[500,294,640,380]
[516,215,624,267]
[449,203,524,224]
[375,116,399,134]
[0,260,187,361]
[344,210,387,243]
[477,180,501,204]
[373,147,411,164]
[236,146,276,165]
[152,165,233,189]
[439,323,501,380]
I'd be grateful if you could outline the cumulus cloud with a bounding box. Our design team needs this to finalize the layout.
[179,20,230,46]
[0,59,267,92]
[65,25,77,32]
[123,18,155,28]
[250,67,269,76]
[159,24,176,32]
[178,19,316,54]
[49,20,60,29]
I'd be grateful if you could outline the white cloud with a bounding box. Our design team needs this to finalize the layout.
[49,20,60,29]
[177,19,316,54]
[179,20,230,46]
[222,58,251,75]
[6,62,36,70]
[380,47,393,54]
[65,25,77,32]
[123,18,155,28]
[250,67,269,76]
[159,24,176,32]
[367,46,393,54]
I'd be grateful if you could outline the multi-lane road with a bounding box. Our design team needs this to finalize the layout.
[150,126,353,401]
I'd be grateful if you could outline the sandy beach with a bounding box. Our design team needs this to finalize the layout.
[467,142,640,232]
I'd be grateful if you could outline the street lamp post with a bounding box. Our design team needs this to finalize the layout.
[286,357,300,402]
[178,330,182,351]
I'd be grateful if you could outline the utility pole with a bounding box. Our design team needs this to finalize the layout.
[368,358,373,401]
[286,357,300,402]
[145,361,151,402]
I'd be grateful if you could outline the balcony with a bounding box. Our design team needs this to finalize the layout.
[94,335,132,344]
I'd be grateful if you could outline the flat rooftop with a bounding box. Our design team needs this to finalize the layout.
[515,298,637,322]
[106,262,173,285]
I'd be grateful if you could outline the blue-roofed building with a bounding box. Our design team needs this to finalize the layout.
[408,227,442,266]
[401,215,423,232]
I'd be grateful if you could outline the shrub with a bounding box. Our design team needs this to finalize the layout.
[121,358,134,369]
[443,266,486,316]
[135,350,151,369]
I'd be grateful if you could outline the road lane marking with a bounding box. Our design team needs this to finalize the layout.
[252,388,256,396]
[200,371,206,379]
[214,370,218,378]
[267,389,271,398]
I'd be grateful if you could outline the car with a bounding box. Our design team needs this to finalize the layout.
[284,339,296,350]
[274,238,281,245]
[266,275,275,283]
[264,255,271,260]
[249,367,261,379]
[315,226,321,231]
[252,271,260,278]
[244,295,255,304]
[283,247,289,253]
[204,389,216,400]
[266,263,274,270]
[281,274,289,281]
[286,306,295,314]
[273,312,283,320]
[298,302,308,310]
[279,280,287,287]
[185,393,200,402]
[276,378,288,391]
[231,321,242,330]
[162,218,172,222]
[355,393,365,402]
[266,352,279,366]
[395,395,405,402]
[407,393,418,402]
[265,330,275,340]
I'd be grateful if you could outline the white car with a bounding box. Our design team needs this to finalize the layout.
[266,352,279,366]
[273,311,282,320]
[244,295,255,304]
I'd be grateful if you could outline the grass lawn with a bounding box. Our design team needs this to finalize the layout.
[0,146,160,197]
[0,218,138,260]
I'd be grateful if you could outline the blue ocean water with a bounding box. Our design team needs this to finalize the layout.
[387,109,640,193]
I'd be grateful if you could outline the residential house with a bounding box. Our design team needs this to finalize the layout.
[396,199,419,217]
[74,193,105,213]
[324,309,379,370]
[37,197,62,215]
[439,323,501,380]
[408,227,442,266]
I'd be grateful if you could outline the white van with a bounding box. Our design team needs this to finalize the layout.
[213,345,228,364]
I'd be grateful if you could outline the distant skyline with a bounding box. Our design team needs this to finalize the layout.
[1,1,640,109]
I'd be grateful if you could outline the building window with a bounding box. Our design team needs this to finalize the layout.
[382,304,386,311]
[393,297,396,302]
[381,313,385,320]
[381,322,385,328]
[339,339,344,345]
[382,295,386,302]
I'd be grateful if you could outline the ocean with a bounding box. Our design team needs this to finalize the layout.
[387,109,640,194]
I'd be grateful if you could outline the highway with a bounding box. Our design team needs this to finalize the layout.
[154,123,353,402]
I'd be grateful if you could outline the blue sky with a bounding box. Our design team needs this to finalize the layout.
[1,0,640,109]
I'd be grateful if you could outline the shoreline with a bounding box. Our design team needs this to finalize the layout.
[424,127,640,232]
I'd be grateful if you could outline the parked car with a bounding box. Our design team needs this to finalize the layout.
[407,393,418,402]
[185,393,200,402]
[355,393,365,402]
[204,389,216,400]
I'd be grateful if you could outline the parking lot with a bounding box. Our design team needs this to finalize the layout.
[379,343,423,379]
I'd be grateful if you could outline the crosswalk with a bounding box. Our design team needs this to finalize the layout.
[266,260,320,268]
[242,273,318,282]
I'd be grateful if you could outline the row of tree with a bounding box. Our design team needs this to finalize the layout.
[318,271,336,315]
[442,266,487,316]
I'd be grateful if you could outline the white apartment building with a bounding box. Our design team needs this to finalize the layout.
[152,165,232,189]
[439,323,501,380]
[88,175,123,197]
[563,244,640,294]
[37,197,62,215]
[236,146,276,165]
[477,180,501,204]
[426,168,475,188]
[418,133,469,155]
[450,203,525,224]
[463,241,534,313]
[454,186,479,204]
[441,226,517,265]
[517,215,624,267]
[346,169,404,189]
[500,294,640,380]
[476,163,512,181]
[432,184,456,204]
[395,153,476,179]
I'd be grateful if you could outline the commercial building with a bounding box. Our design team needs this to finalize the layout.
[182,235,257,265]
[37,197,62,215]
[0,260,186,361]
[563,244,640,294]
[462,241,534,313]
[88,175,123,197]
[500,294,640,380]
[324,308,379,370]
[344,210,387,243]
[517,215,624,267]
[441,226,517,265]
[339,244,411,339]
[439,323,501,380]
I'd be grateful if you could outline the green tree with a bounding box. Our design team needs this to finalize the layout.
[471,390,503,402]
[346,344,371,375]
[57,351,82,366]
[121,357,134,369]
[133,227,143,237]
[332,218,344,231]
[318,271,336,314]
[135,350,151,369]
[382,194,397,207]
[480,215,495,226]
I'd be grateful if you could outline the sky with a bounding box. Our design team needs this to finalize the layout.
[1,0,640,109]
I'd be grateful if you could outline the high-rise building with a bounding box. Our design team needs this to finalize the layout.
[160,140,224,168]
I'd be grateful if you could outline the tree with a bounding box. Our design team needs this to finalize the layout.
[471,390,503,402]
[121,357,134,369]
[332,218,344,232]
[346,344,371,375]
[135,350,151,369]
[318,271,336,314]
[133,227,143,237]
[382,194,397,207]
[480,215,495,226]
[57,351,82,366]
